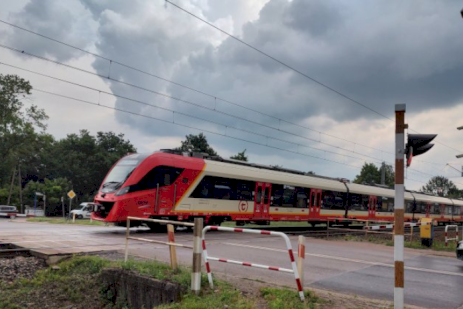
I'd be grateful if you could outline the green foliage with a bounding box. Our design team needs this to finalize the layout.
[261,288,322,309]
[22,178,71,215]
[420,176,461,198]
[176,133,217,156]
[353,162,394,187]
[230,149,248,162]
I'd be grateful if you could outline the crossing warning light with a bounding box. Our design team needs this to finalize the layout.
[405,134,437,167]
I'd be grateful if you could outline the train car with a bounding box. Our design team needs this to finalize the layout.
[91,150,463,228]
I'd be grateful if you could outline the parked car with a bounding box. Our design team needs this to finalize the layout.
[0,205,18,213]
[70,202,95,219]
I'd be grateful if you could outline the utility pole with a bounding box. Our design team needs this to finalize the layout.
[7,166,16,205]
[381,161,386,185]
[394,104,406,309]
[18,164,23,214]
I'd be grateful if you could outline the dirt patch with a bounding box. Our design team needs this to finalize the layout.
[0,255,47,284]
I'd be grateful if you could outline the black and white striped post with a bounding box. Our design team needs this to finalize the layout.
[395,104,406,309]
[191,217,203,295]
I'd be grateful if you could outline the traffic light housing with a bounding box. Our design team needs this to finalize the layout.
[405,134,437,167]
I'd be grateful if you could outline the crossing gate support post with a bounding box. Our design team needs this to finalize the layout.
[395,104,406,309]
[191,217,203,295]
[202,226,305,301]
[297,235,305,288]
[167,224,178,269]
[124,217,131,262]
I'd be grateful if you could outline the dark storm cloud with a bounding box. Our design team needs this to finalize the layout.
[5,0,96,62]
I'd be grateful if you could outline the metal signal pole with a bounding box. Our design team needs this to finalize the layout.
[394,104,406,308]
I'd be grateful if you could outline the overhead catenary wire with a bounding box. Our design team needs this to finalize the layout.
[32,87,367,171]
[0,57,450,182]
[0,25,456,183]
[0,19,400,160]
[4,60,452,184]
[163,0,463,155]
[0,44,390,165]
[0,22,450,167]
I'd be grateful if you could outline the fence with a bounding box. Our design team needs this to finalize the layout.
[445,225,459,246]
[201,226,305,301]
[124,216,203,294]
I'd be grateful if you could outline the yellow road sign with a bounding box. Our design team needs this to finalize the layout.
[67,190,76,199]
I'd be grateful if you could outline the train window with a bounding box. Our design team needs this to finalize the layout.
[256,187,262,203]
[264,187,270,204]
[236,182,253,201]
[431,204,440,214]
[453,207,461,215]
[296,189,308,208]
[445,206,452,215]
[134,166,184,191]
[190,176,255,201]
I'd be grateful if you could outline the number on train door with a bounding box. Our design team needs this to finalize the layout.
[308,189,322,218]
[254,182,270,219]
[368,195,377,218]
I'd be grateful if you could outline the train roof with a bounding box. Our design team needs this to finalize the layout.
[156,150,459,205]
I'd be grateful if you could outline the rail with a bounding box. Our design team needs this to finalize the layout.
[445,225,459,247]
[202,226,305,301]
[124,216,203,295]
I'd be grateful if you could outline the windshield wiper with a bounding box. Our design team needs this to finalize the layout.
[102,181,121,188]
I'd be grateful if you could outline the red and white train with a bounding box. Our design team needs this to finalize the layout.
[92,150,463,228]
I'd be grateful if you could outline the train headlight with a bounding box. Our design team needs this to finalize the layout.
[116,186,130,196]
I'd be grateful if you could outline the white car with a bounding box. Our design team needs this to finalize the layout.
[70,202,95,219]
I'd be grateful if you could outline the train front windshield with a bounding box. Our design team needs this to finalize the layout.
[101,154,148,193]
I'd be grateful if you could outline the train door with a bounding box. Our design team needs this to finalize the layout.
[368,195,377,218]
[254,182,271,219]
[308,189,322,218]
[440,204,445,220]
[425,203,431,218]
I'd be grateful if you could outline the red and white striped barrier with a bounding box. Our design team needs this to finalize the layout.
[445,225,459,247]
[202,226,305,301]
[364,221,430,231]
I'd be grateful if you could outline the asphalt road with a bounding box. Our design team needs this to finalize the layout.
[1,219,463,308]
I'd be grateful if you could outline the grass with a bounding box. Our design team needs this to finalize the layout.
[1,255,328,309]
[261,287,327,309]
[340,234,458,252]
[27,217,106,226]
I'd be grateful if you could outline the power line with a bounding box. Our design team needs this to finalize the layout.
[0,22,450,166]
[0,19,393,158]
[164,1,463,156]
[0,56,448,181]
[0,61,376,165]
[32,88,365,171]
[0,49,388,164]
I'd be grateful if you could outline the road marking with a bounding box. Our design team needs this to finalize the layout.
[224,242,463,278]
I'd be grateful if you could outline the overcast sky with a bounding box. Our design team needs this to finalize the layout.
[1,0,463,191]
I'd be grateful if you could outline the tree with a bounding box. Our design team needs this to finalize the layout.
[0,74,48,163]
[0,74,48,187]
[353,162,394,187]
[421,176,461,198]
[176,133,218,156]
[230,149,248,162]
[23,178,71,216]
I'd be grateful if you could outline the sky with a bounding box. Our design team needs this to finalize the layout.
[1,0,463,191]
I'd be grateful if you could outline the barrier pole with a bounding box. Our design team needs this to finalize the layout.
[394,104,406,309]
[191,218,203,294]
[365,221,369,237]
[297,235,305,288]
[124,218,130,262]
[167,224,178,269]
[72,213,76,223]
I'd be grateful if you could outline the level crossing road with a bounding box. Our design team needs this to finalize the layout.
[1,220,463,308]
